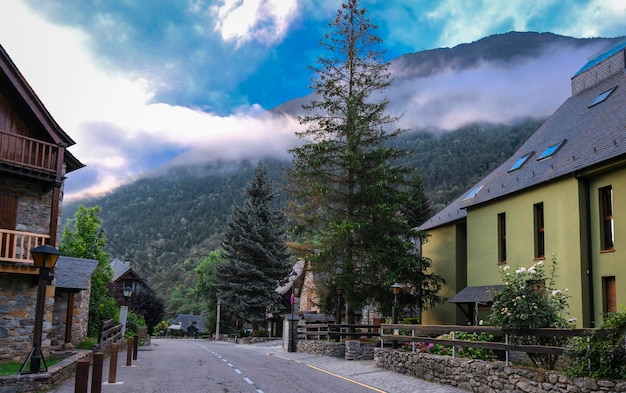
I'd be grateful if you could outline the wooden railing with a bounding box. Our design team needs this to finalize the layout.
[298,323,381,343]
[0,229,50,263]
[380,324,596,365]
[0,130,58,174]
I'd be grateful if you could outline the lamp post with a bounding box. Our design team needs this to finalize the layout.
[288,272,298,353]
[120,287,134,337]
[21,244,60,374]
[335,288,342,325]
[391,283,402,349]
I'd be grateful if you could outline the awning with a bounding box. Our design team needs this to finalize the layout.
[448,285,503,304]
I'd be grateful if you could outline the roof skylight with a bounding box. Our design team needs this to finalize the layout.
[508,152,533,172]
[463,185,483,201]
[538,140,566,161]
[589,86,617,108]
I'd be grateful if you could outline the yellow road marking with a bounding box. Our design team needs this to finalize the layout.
[306,364,387,393]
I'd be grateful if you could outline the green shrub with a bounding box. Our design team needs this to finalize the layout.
[565,311,626,379]
[487,257,571,369]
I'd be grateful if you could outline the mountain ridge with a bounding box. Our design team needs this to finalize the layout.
[62,31,624,311]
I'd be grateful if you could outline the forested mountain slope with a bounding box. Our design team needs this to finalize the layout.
[61,31,624,313]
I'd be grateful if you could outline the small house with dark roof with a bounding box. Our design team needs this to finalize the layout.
[51,257,98,348]
[419,39,626,328]
[169,313,207,337]
[110,258,150,300]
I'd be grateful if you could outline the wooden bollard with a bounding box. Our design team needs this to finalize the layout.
[133,336,138,361]
[126,337,133,366]
[74,360,89,393]
[91,352,104,393]
[108,343,119,384]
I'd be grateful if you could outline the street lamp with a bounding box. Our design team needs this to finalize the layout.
[21,244,60,374]
[120,286,134,337]
[391,283,402,349]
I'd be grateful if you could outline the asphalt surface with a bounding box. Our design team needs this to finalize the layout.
[46,339,465,393]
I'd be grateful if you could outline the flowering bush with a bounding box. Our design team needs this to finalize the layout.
[406,333,495,360]
[487,257,571,369]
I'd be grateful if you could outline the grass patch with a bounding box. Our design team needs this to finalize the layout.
[0,355,65,376]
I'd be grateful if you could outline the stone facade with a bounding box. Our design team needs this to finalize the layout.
[50,285,92,349]
[0,275,55,362]
[375,348,626,393]
[0,177,63,362]
[1,177,55,236]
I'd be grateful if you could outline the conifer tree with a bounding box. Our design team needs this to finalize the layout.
[214,163,292,329]
[287,0,444,320]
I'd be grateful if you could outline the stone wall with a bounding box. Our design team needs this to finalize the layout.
[0,274,55,362]
[296,340,376,361]
[297,341,345,358]
[374,348,626,393]
[50,286,91,349]
[0,350,91,393]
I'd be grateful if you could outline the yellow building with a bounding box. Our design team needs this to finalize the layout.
[420,40,626,328]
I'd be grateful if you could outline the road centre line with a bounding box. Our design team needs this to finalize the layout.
[306,364,387,393]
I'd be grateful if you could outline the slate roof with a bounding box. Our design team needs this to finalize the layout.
[54,256,98,290]
[110,258,131,281]
[448,285,503,304]
[171,313,207,332]
[421,43,626,231]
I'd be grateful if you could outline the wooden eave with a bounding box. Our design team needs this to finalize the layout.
[0,44,83,173]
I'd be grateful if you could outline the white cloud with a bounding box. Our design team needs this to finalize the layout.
[388,44,601,131]
[211,0,299,46]
[560,0,626,38]
[0,0,302,201]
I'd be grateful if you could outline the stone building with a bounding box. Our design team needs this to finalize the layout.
[0,43,85,361]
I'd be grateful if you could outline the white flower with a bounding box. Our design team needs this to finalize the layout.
[551,290,562,296]
[536,261,544,266]
[568,317,578,324]
[479,320,484,326]
[503,265,510,271]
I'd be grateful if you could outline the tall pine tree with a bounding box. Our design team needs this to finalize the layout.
[287,0,444,320]
[214,163,292,330]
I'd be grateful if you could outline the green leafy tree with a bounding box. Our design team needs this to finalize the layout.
[214,163,292,330]
[60,205,117,337]
[193,249,224,334]
[286,0,443,320]
[487,257,571,369]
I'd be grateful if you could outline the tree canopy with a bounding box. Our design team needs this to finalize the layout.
[60,205,117,337]
[287,0,444,320]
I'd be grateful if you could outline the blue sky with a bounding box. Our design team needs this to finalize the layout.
[0,0,624,199]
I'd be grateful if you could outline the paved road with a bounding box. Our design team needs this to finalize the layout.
[47,339,465,393]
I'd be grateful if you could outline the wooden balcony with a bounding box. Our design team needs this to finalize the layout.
[0,229,50,264]
[0,130,58,175]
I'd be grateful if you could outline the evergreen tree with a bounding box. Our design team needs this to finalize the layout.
[286,0,444,320]
[214,163,292,329]
[60,205,118,337]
